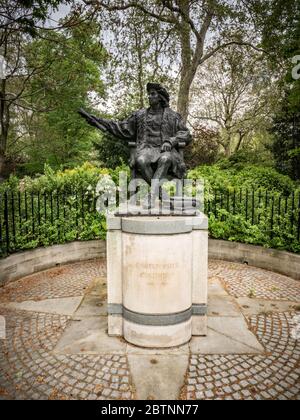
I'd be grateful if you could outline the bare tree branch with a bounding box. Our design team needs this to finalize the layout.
[200,41,268,65]
[83,0,177,24]
[161,0,202,41]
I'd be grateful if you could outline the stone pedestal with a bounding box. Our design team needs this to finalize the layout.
[107,214,208,348]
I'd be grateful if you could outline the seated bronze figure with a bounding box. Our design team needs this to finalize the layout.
[79,83,192,207]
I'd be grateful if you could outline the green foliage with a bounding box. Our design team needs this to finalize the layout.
[184,125,219,168]
[270,103,300,181]
[17,20,107,175]
[217,149,274,170]
[0,163,128,256]
[209,209,300,254]
[256,0,300,64]
[1,0,66,35]
[189,164,297,195]
[0,163,299,257]
[0,162,129,193]
[256,0,300,180]
[94,132,130,169]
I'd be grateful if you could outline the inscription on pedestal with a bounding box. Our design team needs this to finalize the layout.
[127,262,179,286]
[127,263,179,270]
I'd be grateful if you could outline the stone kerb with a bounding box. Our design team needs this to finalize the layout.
[0,240,106,286]
[0,238,299,287]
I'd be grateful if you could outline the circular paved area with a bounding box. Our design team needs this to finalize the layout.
[183,312,299,400]
[0,260,107,303]
[210,260,300,302]
[0,259,299,400]
[0,308,134,400]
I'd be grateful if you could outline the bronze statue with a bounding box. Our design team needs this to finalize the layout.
[79,83,192,207]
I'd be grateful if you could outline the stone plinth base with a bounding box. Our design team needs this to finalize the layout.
[107,214,208,348]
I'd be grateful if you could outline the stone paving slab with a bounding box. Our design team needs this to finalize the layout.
[54,317,126,355]
[208,277,228,297]
[125,343,190,355]
[128,355,189,400]
[75,295,107,317]
[190,317,264,355]
[0,297,82,316]
[208,295,241,317]
[237,297,298,316]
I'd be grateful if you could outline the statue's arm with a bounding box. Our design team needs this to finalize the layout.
[78,108,108,132]
[78,108,136,141]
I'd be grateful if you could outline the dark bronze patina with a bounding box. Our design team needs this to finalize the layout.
[79,83,192,207]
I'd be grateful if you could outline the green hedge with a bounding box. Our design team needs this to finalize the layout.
[0,163,299,257]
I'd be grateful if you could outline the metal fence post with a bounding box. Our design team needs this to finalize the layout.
[297,191,300,242]
[4,191,9,255]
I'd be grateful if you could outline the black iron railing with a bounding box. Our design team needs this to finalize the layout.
[204,188,300,242]
[0,187,299,257]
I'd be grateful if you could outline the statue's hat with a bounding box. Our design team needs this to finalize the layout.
[147,82,170,103]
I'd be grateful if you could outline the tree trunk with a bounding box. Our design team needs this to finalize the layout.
[224,145,231,157]
[234,132,245,153]
[175,1,211,122]
[177,70,197,122]
[0,154,6,181]
[223,131,232,158]
[134,27,145,109]
[176,0,193,122]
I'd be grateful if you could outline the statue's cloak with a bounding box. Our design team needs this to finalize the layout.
[98,107,192,179]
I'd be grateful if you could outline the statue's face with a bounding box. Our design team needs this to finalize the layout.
[148,89,160,107]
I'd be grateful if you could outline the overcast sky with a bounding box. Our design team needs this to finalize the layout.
[46,2,71,27]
